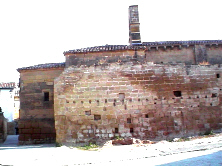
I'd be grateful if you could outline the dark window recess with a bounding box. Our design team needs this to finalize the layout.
[89,100,91,104]
[105,99,107,103]
[212,93,217,98]
[127,118,132,123]
[94,115,101,120]
[85,110,91,116]
[44,92,49,101]
[130,128,134,133]
[115,128,119,133]
[173,91,182,97]
[145,114,149,118]
[216,74,220,78]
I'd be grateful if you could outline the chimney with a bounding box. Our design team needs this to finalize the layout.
[129,5,141,45]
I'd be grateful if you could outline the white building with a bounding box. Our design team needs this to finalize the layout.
[0,82,19,122]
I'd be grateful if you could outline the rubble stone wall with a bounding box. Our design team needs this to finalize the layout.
[54,63,222,145]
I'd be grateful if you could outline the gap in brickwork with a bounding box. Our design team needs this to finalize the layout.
[127,118,132,123]
[115,128,118,133]
[216,73,220,78]
[94,115,101,120]
[113,99,116,106]
[105,99,107,103]
[130,128,134,133]
[173,91,182,97]
[89,100,91,104]
[145,114,149,118]
[85,110,91,116]
[119,93,125,102]
[212,93,217,98]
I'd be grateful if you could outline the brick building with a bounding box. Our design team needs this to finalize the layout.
[17,5,222,145]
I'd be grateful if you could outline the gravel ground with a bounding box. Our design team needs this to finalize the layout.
[0,134,222,166]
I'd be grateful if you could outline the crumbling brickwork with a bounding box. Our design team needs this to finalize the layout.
[54,63,222,145]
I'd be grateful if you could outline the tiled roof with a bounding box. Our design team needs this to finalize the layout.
[17,62,65,72]
[0,82,16,89]
[64,40,222,54]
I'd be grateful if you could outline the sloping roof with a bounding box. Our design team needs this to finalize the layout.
[63,40,222,54]
[0,82,16,89]
[17,62,65,72]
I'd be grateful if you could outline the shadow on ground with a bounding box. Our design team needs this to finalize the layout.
[0,135,55,150]
[159,150,222,166]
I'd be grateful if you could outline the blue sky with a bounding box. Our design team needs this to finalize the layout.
[0,0,222,82]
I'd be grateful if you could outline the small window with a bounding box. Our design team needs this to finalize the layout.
[173,91,182,97]
[212,93,217,98]
[216,74,220,78]
[127,118,131,123]
[44,92,49,101]
[115,128,119,133]
[145,114,149,118]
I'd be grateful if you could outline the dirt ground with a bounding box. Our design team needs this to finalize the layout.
[0,133,222,166]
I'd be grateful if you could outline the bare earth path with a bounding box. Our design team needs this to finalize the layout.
[0,134,222,166]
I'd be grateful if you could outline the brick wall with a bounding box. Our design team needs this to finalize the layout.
[18,68,64,144]
[18,119,55,144]
[54,63,222,145]
[0,113,7,143]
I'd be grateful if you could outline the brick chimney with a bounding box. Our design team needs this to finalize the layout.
[129,5,141,45]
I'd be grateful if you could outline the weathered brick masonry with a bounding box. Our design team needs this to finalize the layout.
[17,63,65,144]
[54,62,222,145]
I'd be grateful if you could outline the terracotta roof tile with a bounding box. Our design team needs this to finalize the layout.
[63,40,222,54]
[17,62,65,72]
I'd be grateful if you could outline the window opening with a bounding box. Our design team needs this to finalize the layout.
[130,128,134,133]
[94,115,101,120]
[115,128,119,133]
[44,92,49,101]
[127,118,131,123]
[173,91,182,97]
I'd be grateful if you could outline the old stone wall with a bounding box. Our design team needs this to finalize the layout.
[18,68,64,144]
[145,44,222,65]
[54,63,222,145]
[65,50,145,67]
[18,119,55,145]
[0,113,7,143]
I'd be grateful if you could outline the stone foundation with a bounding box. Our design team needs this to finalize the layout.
[18,118,55,145]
